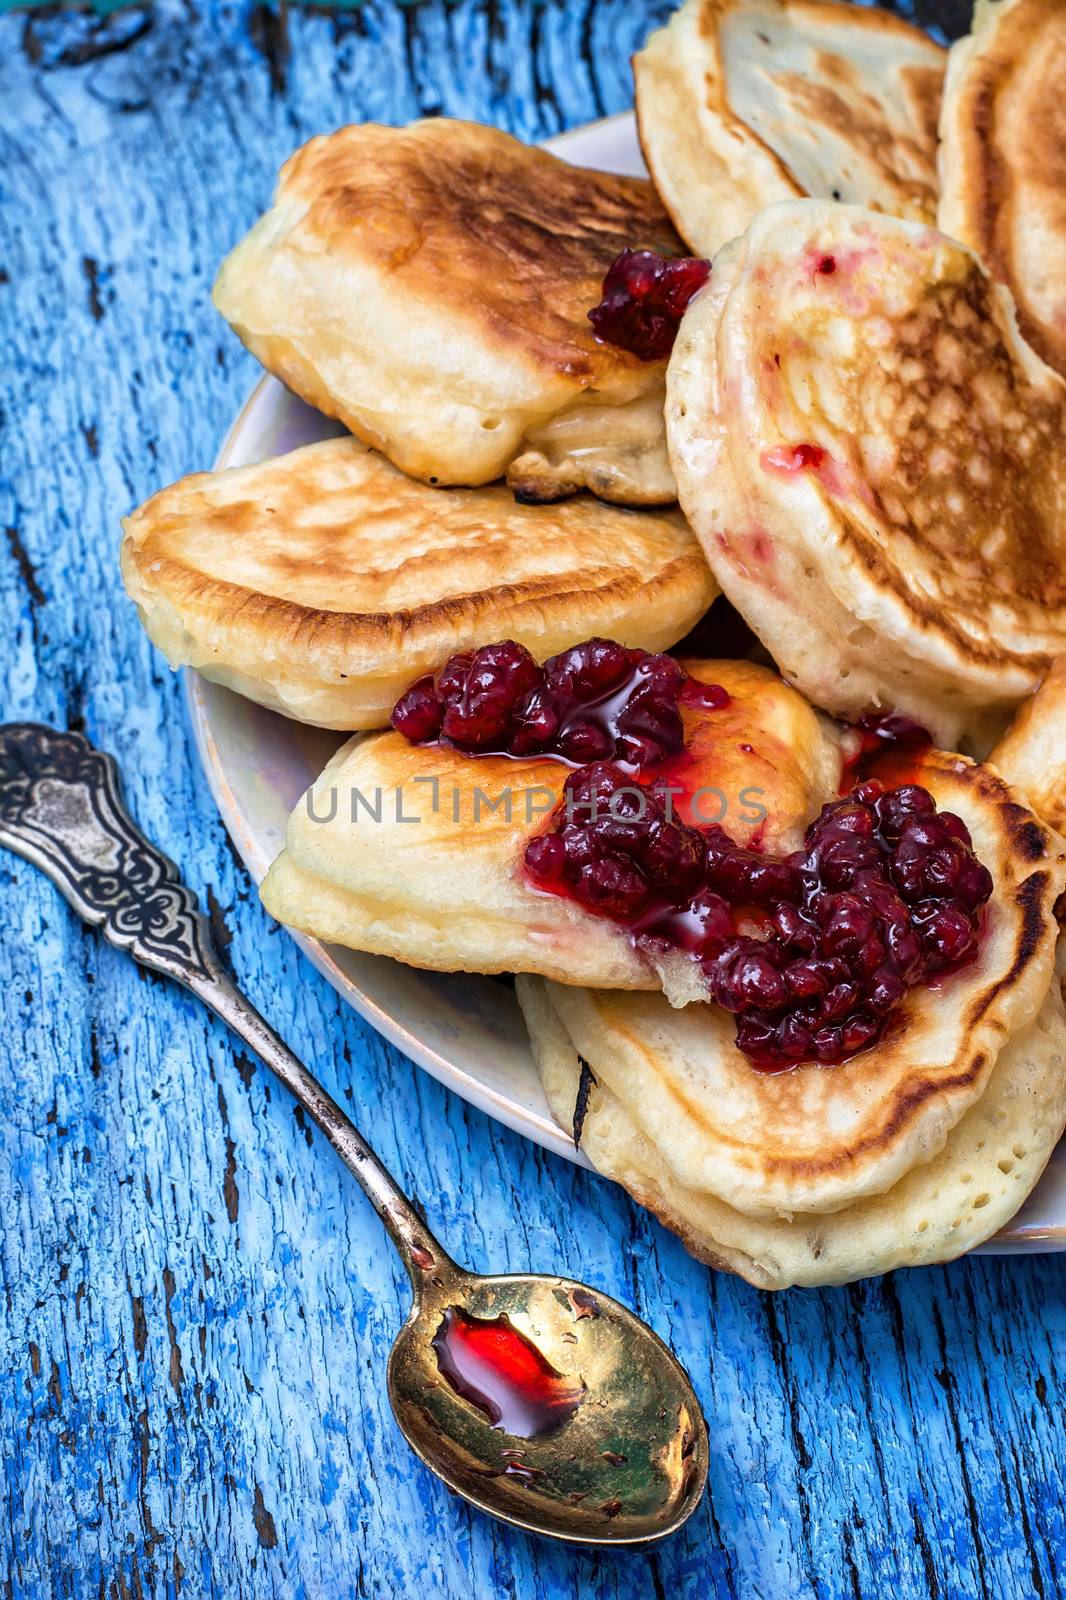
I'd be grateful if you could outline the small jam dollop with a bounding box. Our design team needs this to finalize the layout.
[524,769,993,1073]
[391,637,729,769]
[587,247,711,361]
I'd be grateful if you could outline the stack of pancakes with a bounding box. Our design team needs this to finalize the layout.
[122,0,1066,1287]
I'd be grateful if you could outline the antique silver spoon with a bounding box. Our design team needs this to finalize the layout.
[0,723,708,1546]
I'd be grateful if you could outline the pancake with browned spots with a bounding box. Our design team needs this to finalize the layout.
[635,0,945,257]
[667,200,1066,747]
[213,119,682,506]
[259,661,846,986]
[939,0,1066,382]
[514,751,1063,1223]
[519,941,1066,1287]
[121,437,714,730]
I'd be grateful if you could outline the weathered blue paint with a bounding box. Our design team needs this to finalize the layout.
[0,4,1063,1597]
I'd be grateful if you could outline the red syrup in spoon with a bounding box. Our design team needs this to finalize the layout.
[432,1307,586,1437]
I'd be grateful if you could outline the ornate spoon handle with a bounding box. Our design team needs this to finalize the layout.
[0,723,454,1283]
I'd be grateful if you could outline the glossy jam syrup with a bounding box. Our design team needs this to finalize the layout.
[391,637,730,772]
[587,248,711,361]
[524,752,993,1072]
[392,642,990,1072]
[432,1307,586,1437]
[839,712,934,793]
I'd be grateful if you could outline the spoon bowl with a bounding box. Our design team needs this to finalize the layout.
[389,1263,708,1544]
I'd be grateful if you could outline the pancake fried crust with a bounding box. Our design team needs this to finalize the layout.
[521,752,1065,1221]
[213,120,683,495]
[259,660,844,981]
[635,0,945,257]
[121,438,714,729]
[521,961,1066,1288]
[989,657,1066,835]
[939,0,1066,381]
[667,200,1066,745]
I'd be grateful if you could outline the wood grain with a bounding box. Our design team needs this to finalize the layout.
[0,4,1063,1597]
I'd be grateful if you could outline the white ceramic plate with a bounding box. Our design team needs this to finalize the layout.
[186,111,1065,1250]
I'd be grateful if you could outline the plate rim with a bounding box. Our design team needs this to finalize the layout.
[184,107,1064,1253]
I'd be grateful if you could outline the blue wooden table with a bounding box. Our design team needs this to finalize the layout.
[1,4,1064,1597]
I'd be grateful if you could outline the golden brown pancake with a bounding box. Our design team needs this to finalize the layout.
[520,955,1066,1288]
[259,660,846,986]
[989,657,1066,836]
[517,751,1064,1219]
[667,200,1066,748]
[939,0,1066,381]
[213,119,683,506]
[121,438,714,729]
[635,0,945,257]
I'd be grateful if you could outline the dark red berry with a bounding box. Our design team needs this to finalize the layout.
[784,957,833,999]
[840,1012,882,1054]
[778,1013,815,1062]
[545,638,630,697]
[952,856,993,912]
[524,833,566,883]
[435,640,541,750]
[912,901,978,970]
[638,819,705,895]
[872,783,936,841]
[391,634,726,771]
[813,1024,844,1063]
[390,675,444,743]
[867,966,906,1012]
[711,944,789,1015]
[578,857,650,920]
[773,902,819,953]
[510,686,559,754]
[588,248,711,361]
[559,722,615,764]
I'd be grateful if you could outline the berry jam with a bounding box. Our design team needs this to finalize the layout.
[389,642,993,1073]
[523,764,992,1072]
[391,637,730,770]
[840,711,934,792]
[587,248,711,361]
[432,1307,586,1437]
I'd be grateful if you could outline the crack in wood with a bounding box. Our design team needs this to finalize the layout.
[248,3,290,95]
[4,524,46,608]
